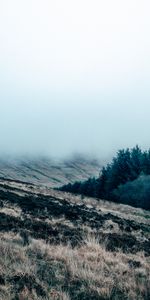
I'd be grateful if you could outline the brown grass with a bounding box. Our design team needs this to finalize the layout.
[0,232,149,300]
[0,180,149,299]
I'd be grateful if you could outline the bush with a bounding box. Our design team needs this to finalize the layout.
[112,175,150,210]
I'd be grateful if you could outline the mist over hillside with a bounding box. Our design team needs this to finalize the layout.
[0,155,101,187]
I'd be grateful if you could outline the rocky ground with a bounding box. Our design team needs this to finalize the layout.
[0,178,150,299]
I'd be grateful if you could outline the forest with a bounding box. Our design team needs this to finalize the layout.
[60,146,150,210]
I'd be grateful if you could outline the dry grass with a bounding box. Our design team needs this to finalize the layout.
[0,180,150,299]
[42,189,150,225]
[1,179,149,224]
[0,232,149,300]
[0,205,22,218]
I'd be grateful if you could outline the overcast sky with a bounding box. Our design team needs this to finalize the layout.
[0,0,150,159]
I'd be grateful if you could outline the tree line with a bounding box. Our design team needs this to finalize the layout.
[59,146,150,210]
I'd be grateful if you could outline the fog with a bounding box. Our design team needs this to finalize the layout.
[0,1,150,159]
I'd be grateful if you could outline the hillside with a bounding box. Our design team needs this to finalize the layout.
[0,178,150,299]
[0,156,100,187]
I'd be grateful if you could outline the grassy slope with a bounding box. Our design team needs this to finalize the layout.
[0,157,100,187]
[0,179,150,300]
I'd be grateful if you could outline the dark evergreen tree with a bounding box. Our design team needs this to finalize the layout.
[59,146,150,210]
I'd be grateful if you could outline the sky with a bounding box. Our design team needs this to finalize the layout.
[0,0,150,159]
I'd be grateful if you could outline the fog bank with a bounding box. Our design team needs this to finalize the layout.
[0,1,150,159]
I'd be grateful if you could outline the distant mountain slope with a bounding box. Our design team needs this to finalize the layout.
[0,156,101,187]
